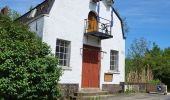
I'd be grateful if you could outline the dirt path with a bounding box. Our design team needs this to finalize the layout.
[107,93,170,100]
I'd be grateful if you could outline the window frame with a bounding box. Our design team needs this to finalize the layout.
[55,39,71,69]
[110,50,119,72]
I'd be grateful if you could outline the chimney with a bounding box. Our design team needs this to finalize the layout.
[1,6,8,16]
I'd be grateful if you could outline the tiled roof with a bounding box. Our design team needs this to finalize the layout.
[16,0,55,23]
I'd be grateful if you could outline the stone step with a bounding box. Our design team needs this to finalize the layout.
[74,91,109,96]
[69,88,114,100]
[80,88,101,92]
[70,94,115,100]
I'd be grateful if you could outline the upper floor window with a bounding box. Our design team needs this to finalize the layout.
[110,50,119,71]
[56,39,71,67]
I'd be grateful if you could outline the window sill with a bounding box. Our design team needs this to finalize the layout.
[59,66,72,71]
[108,70,120,74]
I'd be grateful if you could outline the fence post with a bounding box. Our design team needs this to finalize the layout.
[164,85,168,95]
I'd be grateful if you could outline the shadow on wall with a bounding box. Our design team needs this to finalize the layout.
[101,0,111,11]
[89,1,97,11]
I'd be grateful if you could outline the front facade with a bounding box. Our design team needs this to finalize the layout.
[17,0,125,91]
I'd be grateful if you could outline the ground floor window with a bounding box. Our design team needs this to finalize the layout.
[110,50,119,71]
[56,39,71,67]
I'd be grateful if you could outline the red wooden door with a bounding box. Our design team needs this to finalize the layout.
[82,45,101,88]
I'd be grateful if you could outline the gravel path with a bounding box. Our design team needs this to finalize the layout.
[107,93,170,100]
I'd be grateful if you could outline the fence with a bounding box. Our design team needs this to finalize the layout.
[123,82,167,95]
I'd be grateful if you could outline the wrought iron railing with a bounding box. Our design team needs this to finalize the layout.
[84,17,112,36]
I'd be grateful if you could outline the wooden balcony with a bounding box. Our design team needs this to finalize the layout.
[84,17,113,40]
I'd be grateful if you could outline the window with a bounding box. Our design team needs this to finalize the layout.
[110,50,119,71]
[56,39,71,67]
[28,8,37,18]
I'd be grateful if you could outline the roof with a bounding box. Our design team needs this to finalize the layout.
[16,0,55,23]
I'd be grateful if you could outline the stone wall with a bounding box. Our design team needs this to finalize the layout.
[59,84,79,99]
[146,84,167,94]
[102,84,123,93]
[124,82,147,92]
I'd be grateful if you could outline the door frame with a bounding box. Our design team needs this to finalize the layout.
[81,44,101,88]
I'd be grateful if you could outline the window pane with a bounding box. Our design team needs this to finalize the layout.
[60,41,65,46]
[65,47,68,53]
[56,53,59,57]
[65,42,69,47]
[111,56,114,60]
[59,60,63,65]
[57,40,60,45]
[64,54,67,60]
[110,65,113,70]
[110,61,113,65]
[56,46,59,52]
[60,53,63,59]
[60,47,64,53]
[64,60,67,66]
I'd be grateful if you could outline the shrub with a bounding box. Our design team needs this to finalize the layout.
[0,14,62,99]
[148,79,161,85]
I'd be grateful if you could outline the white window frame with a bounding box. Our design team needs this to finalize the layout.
[55,39,71,69]
[110,50,119,72]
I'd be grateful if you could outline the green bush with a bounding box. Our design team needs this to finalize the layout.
[0,14,62,99]
[148,79,161,85]
[124,89,136,94]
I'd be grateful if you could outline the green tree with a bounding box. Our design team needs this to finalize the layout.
[29,5,34,11]
[122,17,129,33]
[0,14,62,99]
[127,38,150,71]
[146,45,170,88]
[8,8,20,21]
[0,7,20,20]
[161,47,170,87]
[145,43,162,78]
[126,38,170,89]
[125,57,132,79]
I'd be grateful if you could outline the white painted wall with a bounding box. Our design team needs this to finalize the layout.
[29,17,44,38]
[100,12,125,88]
[28,0,125,89]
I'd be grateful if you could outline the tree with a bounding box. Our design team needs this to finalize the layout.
[29,5,34,11]
[161,47,170,87]
[0,14,62,99]
[126,38,170,89]
[127,38,150,71]
[145,43,162,78]
[126,38,154,82]
[122,17,129,33]
[146,44,170,88]
[0,7,20,20]
[8,8,20,20]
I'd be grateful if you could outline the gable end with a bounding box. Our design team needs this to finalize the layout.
[16,0,55,23]
[112,8,126,39]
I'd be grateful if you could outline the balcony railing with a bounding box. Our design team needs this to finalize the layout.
[84,17,113,39]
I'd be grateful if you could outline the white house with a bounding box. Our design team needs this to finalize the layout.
[17,0,125,94]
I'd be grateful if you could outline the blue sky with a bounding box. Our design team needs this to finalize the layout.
[0,0,170,54]
[114,0,170,53]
